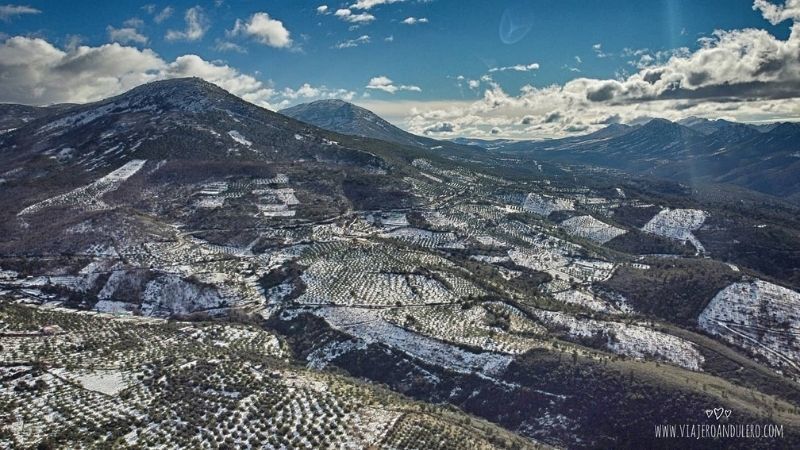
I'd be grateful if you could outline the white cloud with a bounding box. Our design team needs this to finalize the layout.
[154,6,174,24]
[351,0,404,10]
[423,121,455,134]
[165,6,208,42]
[335,34,370,49]
[401,17,428,25]
[488,63,539,73]
[0,36,277,107]
[282,83,356,102]
[0,35,366,111]
[366,75,421,93]
[0,37,166,105]
[214,39,246,53]
[334,9,375,23]
[123,17,144,28]
[392,0,800,138]
[592,43,611,58]
[316,5,329,15]
[107,26,148,45]
[163,55,276,106]
[231,12,292,48]
[0,4,40,21]
[625,47,690,69]
[753,0,800,24]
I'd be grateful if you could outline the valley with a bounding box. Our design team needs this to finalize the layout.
[1,78,800,449]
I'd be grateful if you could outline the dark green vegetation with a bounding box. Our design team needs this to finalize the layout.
[598,258,742,326]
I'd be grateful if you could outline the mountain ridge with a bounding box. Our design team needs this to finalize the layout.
[279,99,489,160]
[492,117,800,201]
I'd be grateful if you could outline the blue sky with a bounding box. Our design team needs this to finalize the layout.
[1,0,799,138]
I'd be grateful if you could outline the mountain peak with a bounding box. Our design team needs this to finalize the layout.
[281,99,373,119]
[769,121,800,135]
[305,98,352,107]
[116,77,231,104]
[280,99,423,147]
[641,117,676,127]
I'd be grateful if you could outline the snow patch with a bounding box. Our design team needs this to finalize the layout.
[228,130,252,147]
[560,215,626,244]
[642,208,706,253]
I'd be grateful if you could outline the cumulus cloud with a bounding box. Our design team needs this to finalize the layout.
[334,9,375,23]
[351,0,404,10]
[366,76,421,93]
[107,26,148,45]
[488,63,540,73]
[401,17,428,25]
[163,54,276,106]
[282,83,356,102]
[424,122,455,134]
[542,111,562,123]
[0,37,165,105]
[335,35,370,49]
[0,35,367,111]
[231,12,292,48]
[0,36,278,107]
[165,6,208,42]
[0,4,40,21]
[394,0,800,138]
[316,5,329,15]
[754,0,800,24]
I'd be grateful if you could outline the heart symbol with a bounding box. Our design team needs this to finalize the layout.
[705,410,713,418]
[714,408,724,420]
[724,409,731,418]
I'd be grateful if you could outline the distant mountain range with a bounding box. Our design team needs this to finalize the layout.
[490,117,800,201]
[8,86,797,203]
[279,99,800,201]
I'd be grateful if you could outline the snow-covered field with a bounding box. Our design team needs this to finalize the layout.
[642,208,706,253]
[228,130,252,147]
[2,303,481,449]
[382,302,547,355]
[560,215,626,244]
[699,279,800,375]
[380,227,459,248]
[534,310,704,370]
[18,160,147,216]
[521,193,574,216]
[301,306,513,377]
[51,369,131,395]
